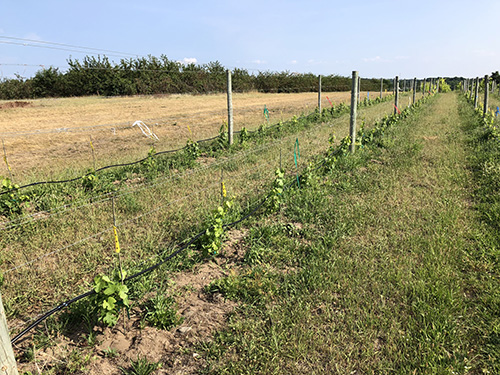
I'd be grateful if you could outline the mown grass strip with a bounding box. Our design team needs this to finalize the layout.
[200,93,500,374]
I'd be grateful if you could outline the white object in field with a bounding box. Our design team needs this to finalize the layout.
[132,121,159,140]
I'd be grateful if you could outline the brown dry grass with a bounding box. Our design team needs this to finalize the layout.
[2,98,398,329]
[0,91,386,181]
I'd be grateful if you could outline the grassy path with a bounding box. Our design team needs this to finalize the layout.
[204,93,498,374]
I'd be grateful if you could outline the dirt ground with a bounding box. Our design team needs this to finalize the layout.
[0,91,380,181]
[15,228,248,374]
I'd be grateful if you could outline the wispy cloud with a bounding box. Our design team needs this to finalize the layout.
[290,60,297,65]
[252,59,267,65]
[180,57,198,64]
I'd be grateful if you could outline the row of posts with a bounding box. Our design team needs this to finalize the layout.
[348,72,442,153]
[0,70,446,372]
[462,75,496,118]
[226,70,441,146]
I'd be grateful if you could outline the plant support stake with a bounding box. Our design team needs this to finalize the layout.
[412,77,417,104]
[474,77,479,109]
[1,139,13,182]
[318,75,322,114]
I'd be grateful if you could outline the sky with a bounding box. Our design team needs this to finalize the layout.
[1,0,499,80]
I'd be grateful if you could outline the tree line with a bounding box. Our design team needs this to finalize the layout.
[0,55,392,100]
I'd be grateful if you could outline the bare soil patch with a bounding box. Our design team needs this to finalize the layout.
[0,101,32,109]
[16,228,249,374]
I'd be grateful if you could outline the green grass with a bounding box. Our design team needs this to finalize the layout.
[199,92,500,374]
[3,94,407,375]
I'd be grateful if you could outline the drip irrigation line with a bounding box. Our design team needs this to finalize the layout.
[8,97,403,343]
[9,125,323,344]
[8,87,408,344]
[0,135,219,197]
[2,104,354,232]
[0,105,325,199]
[10,169,279,345]
[1,133,291,230]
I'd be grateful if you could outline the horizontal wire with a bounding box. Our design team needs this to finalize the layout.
[6,160,279,333]
[7,95,419,343]
[0,112,327,229]
[0,36,139,57]
[0,130,296,231]
[4,182,217,274]
[4,151,281,274]
[0,95,331,138]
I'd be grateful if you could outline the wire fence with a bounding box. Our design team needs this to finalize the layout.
[6,92,426,346]
[1,90,373,182]
[0,85,408,351]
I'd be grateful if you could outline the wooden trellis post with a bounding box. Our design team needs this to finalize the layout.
[349,71,359,153]
[1,293,18,375]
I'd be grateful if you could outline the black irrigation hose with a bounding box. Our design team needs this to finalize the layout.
[10,101,395,344]
[10,173,285,345]
[0,135,221,197]
[2,101,358,198]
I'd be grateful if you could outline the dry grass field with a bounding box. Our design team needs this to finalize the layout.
[0,91,384,181]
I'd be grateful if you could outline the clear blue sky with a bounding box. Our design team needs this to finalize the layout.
[1,0,499,80]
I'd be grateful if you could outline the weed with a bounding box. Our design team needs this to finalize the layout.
[120,357,162,375]
[143,293,183,330]
[103,347,119,358]
[206,267,277,304]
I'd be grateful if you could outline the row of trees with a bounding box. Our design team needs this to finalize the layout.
[0,55,391,100]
